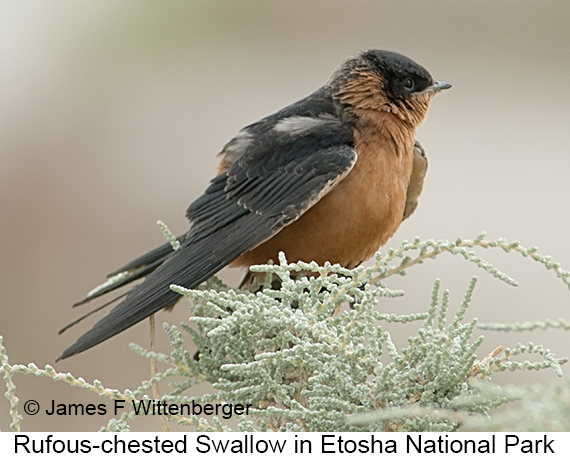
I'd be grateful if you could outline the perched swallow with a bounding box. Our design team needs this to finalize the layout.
[58,50,450,360]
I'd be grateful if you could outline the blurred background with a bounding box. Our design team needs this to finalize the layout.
[1,1,569,431]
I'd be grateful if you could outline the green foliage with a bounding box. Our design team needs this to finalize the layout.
[462,379,570,431]
[1,233,569,432]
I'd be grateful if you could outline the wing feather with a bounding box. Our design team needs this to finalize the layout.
[59,91,357,360]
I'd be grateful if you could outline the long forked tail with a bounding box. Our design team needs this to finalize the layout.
[57,240,178,358]
[71,240,180,308]
[57,211,275,360]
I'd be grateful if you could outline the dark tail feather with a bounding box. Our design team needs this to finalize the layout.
[59,293,127,334]
[107,239,182,277]
[58,242,176,347]
[57,213,276,361]
[56,282,183,361]
[56,247,216,361]
[72,241,178,307]
[72,261,160,307]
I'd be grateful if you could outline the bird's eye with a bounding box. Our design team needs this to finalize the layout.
[403,78,415,90]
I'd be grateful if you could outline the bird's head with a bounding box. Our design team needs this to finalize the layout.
[329,50,451,127]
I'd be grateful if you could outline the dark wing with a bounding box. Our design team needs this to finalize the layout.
[67,87,344,308]
[58,92,356,360]
[402,140,428,221]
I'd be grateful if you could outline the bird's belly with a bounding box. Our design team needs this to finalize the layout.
[232,142,414,269]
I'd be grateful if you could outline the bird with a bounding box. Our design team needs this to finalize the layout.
[58,50,451,361]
